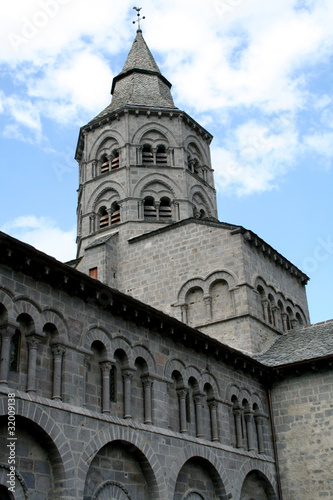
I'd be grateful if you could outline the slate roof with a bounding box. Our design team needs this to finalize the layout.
[253,320,333,367]
[92,30,176,122]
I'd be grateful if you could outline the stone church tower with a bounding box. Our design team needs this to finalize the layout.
[73,28,310,354]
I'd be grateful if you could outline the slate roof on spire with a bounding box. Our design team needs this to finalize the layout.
[120,29,161,74]
[92,30,176,122]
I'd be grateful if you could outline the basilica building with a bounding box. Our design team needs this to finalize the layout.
[0,27,332,500]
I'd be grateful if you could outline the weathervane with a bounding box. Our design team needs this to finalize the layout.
[133,6,145,30]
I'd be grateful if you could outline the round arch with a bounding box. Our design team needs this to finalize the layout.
[131,121,177,146]
[206,270,238,291]
[41,308,68,343]
[0,399,75,493]
[177,277,206,304]
[133,172,182,199]
[89,129,125,161]
[184,134,209,165]
[132,344,156,374]
[81,327,113,360]
[237,460,278,500]
[13,297,43,334]
[88,183,124,213]
[164,358,186,382]
[0,287,15,323]
[169,444,231,500]
[79,427,166,499]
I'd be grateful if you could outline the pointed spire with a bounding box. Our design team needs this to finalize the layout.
[120,28,161,75]
[108,30,176,110]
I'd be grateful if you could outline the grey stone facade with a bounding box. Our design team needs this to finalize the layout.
[0,27,332,500]
[0,232,278,499]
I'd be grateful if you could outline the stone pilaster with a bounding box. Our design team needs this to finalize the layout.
[233,406,243,448]
[142,376,153,424]
[244,410,255,451]
[100,361,112,414]
[26,334,42,394]
[193,393,204,438]
[208,399,219,442]
[122,369,134,419]
[254,414,265,454]
[51,344,66,401]
[177,388,188,433]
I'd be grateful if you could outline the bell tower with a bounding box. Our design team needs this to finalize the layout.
[74,27,218,282]
[71,18,310,354]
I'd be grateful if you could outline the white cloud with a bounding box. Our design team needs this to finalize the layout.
[1,216,76,262]
[212,115,299,195]
[1,0,333,195]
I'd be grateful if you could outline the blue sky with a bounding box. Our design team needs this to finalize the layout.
[0,0,332,324]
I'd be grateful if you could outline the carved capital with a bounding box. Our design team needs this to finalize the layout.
[26,335,41,350]
[193,393,204,406]
[141,376,153,389]
[51,345,66,358]
[100,361,112,375]
[243,410,254,423]
[177,388,188,401]
[122,369,134,382]
[0,324,17,340]
[208,398,218,410]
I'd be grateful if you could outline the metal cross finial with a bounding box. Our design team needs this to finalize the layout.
[133,6,145,31]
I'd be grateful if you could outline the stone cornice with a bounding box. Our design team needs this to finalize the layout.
[230,227,309,285]
[75,106,213,161]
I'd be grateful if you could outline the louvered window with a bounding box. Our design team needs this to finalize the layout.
[142,145,154,164]
[144,197,156,219]
[111,202,120,225]
[156,145,167,165]
[101,155,110,174]
[159,197,172,220]
[111,151,120,170]
[99,207,109,229]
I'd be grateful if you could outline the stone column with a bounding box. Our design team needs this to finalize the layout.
[26,335,41,394]
[137,146,142,165]
[100,361,112,414]
[0,326,16,386]
[254,414,265,454]
[262,299,269,322]
[177,388,188,433]
[233,406,243,448]
[91,160,97,178]
[51,345,66,401]
[244,411,255,451]
[281,313,288,332]
[142,376,153,424]
[174,201,180,221]
[204,296,212,321]
[208,399,219,442]
[155,201,160,220]
[291,318,298,329]
[272,306,280,329]
[89,214,96,234]
[180,304,188,324]
[193,393,204,438]
[122,369,134,419]
[138,201,144,220]
[82,355,90,408]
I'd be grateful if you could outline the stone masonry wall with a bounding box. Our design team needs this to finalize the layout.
[0,260,277,499]
[111,220,309,352]
[271,369,333,499]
